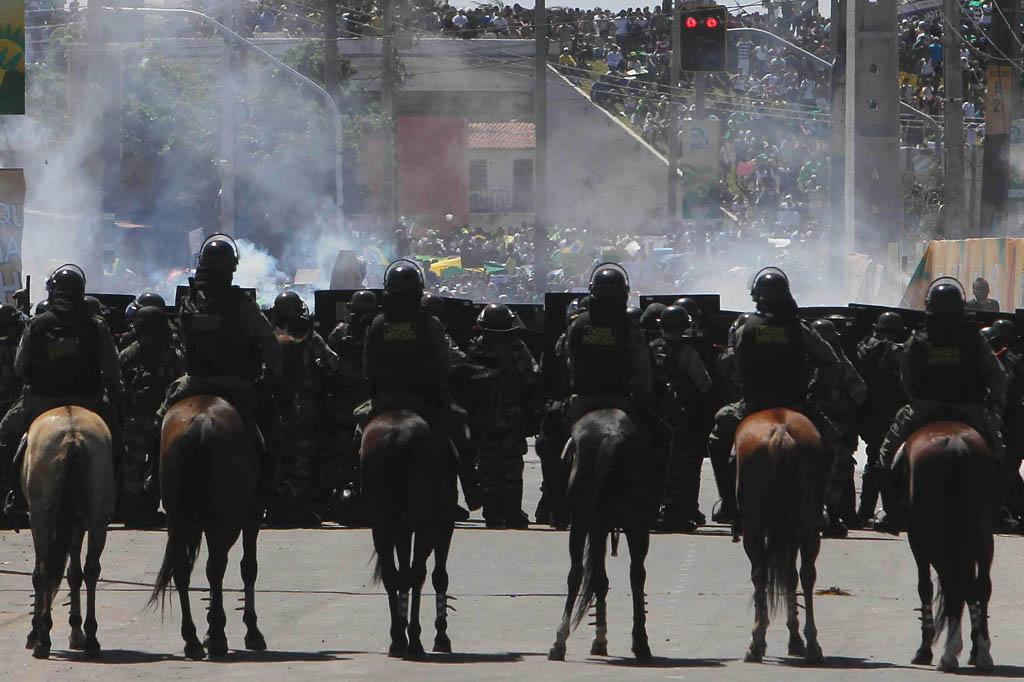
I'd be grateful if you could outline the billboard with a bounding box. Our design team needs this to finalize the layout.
[0,0,23,115]
[0,169,23,303]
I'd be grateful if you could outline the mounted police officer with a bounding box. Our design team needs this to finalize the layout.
[877,279,1007,534]
[810,317,868,537]
[651,305,712,532]
[121,305,183,526]
[0,265,123,515]
[465,303,541,528]
[706,268,840,530]
[855,311,908,525]
[362,259,450,433]
[270,290,339,526]
[159,235,283,501]
[565,263,653,434]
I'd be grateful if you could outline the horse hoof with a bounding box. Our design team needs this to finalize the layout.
[32,642,50,659]
[912,649,933,665]
[632,644,653,663]
[244,630,267,651]
[937,654,959,672]
[388,640,408,658]
[69,629,86,650]
[973,650,994,672]
[25,630,36,650]
[590,640,608,656]
[204,636,228,658]
[804,643,823,664]
[548,644,566,661]
[404,640,426,661]
[788,637,806,657]
[432,635,452,654]
[744,647,764,663]
[184,641,206,660]
[83,639,101,659]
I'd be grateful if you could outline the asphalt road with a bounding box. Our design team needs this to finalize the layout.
[1,448,1023,681]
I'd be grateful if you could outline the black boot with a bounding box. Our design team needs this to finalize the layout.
[857,464,881,526]
[3,436,27,519]
[874,466,905,536]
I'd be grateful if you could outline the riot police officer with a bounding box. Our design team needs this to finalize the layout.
[159,235,283,501]
[706,268,840,530]
[0,265,123,514]
[855,311,908,525]
[651,305,712,532]
[877,280,1007,534]
[465,303,541,528]
[121,305,183,526]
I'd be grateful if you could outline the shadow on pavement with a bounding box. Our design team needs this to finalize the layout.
[772,655,912,670]
[982,664,1024,678]
[604,656,730,668]
[50,649,176,664]
[212,650,354,663]
[415,651,530,664]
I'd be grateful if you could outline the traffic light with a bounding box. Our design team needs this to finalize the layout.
[679,6,728,72]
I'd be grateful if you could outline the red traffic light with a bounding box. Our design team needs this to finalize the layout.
[684,16,698,28]
[705,16,719,28]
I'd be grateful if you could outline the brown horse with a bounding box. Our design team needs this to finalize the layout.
[149,396,266,659]
[361,409,457,659]
[735,408,827,664]
[548,408,654,663]
[23,406,115,659]
[905,422,997,672]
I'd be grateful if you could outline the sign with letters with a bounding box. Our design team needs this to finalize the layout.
[0,169,23,303]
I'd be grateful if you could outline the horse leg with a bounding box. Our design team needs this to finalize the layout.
[174,525,205,660]
[589,532,609,657]
[372,527,407,658]
[549,524,585,661]
[799,530,823,663]
[968,537,994,671]
[28,515,53,659]
[405,532,432,660]
[785,544,804,657]
[938,600,964,672]
[394,529,412,656]
[625,529,652,662]
[81,525,107,657]
[241,519,267,651]
[431,523,455,654]
[909,540,934,664]
[742,525,768,663]
[66,525,86,651]
[203,535,233,657]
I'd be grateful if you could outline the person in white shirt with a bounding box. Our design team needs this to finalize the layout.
[962,99,976,118]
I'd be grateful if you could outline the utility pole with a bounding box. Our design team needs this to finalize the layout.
[829,0,845,277]
[534,0,548,295]
[667,0,680,222]
[694,72,706,119]
[942,0,966,238]
[219,0,240,235]
[381,0,398,237]
[980,0,1017,236]
[324,0,339,99]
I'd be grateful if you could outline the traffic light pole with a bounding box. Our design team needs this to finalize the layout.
[667,0,681,223]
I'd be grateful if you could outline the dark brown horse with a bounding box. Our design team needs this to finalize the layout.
[23,407,115,659]
[905,422,997,672]
[361,409,457,658]
[149,396,266,659]
[735,408,827,664]
[548,408,654,663]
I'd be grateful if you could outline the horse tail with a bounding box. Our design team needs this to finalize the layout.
[43,429,83,607]
[764,424,798,616]
[148,414,212,610]
[573,431,624,628]
[931,435,975,642]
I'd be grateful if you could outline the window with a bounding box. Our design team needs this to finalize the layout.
[512,158,534,211]
[469,159,488,192]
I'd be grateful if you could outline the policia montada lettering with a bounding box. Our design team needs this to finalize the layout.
[0,254,1018,536]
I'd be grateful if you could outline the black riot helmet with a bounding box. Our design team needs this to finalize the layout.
[477,303,519,333]
[198,234,239,273]
[272,290,307,323]
[136,291,166,310]
[34,300,49,316]
[46,264,86,302]
[659,305,693,342]
[422,292,445,320]
[925,278,966,317]
[873,311,906,336]
[991,318,1016,345]
[640,302,667,334]
[727,312,751,348]
[132,305,169,340]
[565,298,582,325]
[980,326,1000,349]
[626,305,642,324]
[83,296,103,317]
[350,289,378,314]
[588,262,629,301]
[811,318,841,349]
[383,259,424,297]
[750,267,790,305]
[673,297,702,324]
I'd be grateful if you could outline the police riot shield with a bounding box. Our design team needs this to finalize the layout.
[442,297,477,351]
[639,294,724,367]
[848,304,925,344]
[312,289,383,336]
[86,293,135,335]
[542,292,587,397]
[799,305,856,358]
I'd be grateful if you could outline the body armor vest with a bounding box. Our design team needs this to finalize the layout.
[27,310,102,397]
[568,311,631,396]
[738,313,807,408]
[909,327,985,402]
[180,287,254,379]
[367,311,432,395]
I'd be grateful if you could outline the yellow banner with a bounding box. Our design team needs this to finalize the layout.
[901,238,1017,310]
[986,65,1013,135]
[0,169,23,303]
[0,0,23,115]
